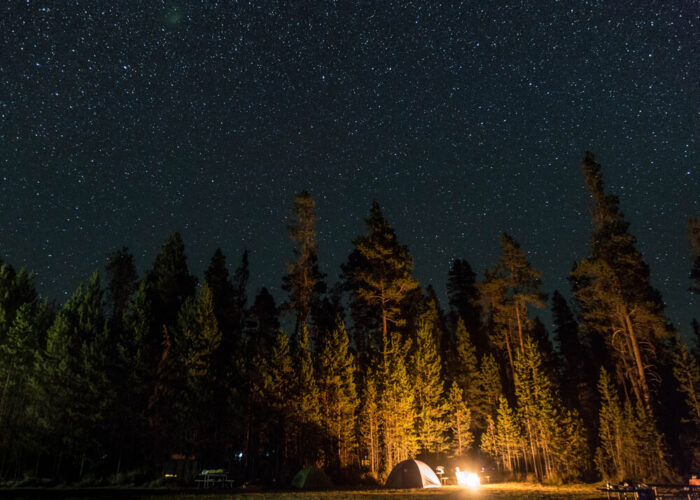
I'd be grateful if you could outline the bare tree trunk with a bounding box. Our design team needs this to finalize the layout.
[622,312,651,409]
[515,303,525,355]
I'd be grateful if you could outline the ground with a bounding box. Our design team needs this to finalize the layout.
[2,483,610,499]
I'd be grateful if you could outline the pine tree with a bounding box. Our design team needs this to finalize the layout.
[105,247,138,332]
[34,273,114,477]
[447,258,484,356]
[572,152,670,410]
[412,313,448,453]
[495,233,546,357]
[318,317,358,469]
[205,248,238,345]
[446,382,473,456]
[292,325,321,466]
[595,367,624,481]
[264,331,296,475]
[595,367,672,482]
[246,287,279,357]
[494,395,523,474]
[379,330,417,475]
[453,317,485,430]
[0,262,37,328]
[283,190,326,336]
[341,201,419,355]
[147,325,182,462]
[478,352,503,424]
[359,370,380,477]
[672,337,700,425]
[0,302,43,476]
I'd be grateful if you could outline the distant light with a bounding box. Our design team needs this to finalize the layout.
[164,473,177,478]
[456,471,480,489]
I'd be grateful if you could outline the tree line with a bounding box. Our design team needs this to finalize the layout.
[0,152,698,486]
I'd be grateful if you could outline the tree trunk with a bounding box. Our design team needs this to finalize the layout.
[515,303,525,355]
[622,312,651,409]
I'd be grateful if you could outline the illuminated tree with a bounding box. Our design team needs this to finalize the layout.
[494,395,524,474]
[446,382,473,455]
[317,317,358,469]
[495,233,546,357]
[595,367,672,482]
[359,370,380,477]
[672,337,700,426]
[379,330,417,476]
[342,201,419,355]
[412,312,448,453]
[478,352,503,423]
[291,325,321,466]
[572,152,670,410]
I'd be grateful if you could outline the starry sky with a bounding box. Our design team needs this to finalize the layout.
[1,1,697,335]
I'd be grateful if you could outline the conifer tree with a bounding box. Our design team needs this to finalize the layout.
[145,232,198,333]
[454,318,480,397]
[181,284,222,380]
[595,367,672,482]
[479,352,503,424]
[379,331,417,475]
[453,317,486,430]
[672,338,700,425]
[105,247,138,332]
[148,325,183,462]
[494,395,523,474]
[292,325,321,466]
[246,287,279,357]
[495,233,546,357]
[34,273,114,477]
[0,302,43,475]
[264,331,295,474]
[205,248,238,345]
[572,152,670,410]
[341,201,419,355]
[318,317,358,469]
[447,258,484,355]
[175,284,224,457]
[283,190,326,336]
[552,291,594,409]
[412,313,448,453]
[359,371,380,477]
[0,262,37,340]
[446,382,473,456]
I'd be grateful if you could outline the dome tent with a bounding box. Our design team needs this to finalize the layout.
[290,466,333,490]
[385,459,441,489]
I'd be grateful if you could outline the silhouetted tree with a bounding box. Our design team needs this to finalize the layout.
[282,191,326,337]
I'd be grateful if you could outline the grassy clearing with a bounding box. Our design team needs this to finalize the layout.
[163,483,608,500]
[3,483,609,500]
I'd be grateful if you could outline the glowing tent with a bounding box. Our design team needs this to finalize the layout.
[290,466,333,490]
[385,459,441,489]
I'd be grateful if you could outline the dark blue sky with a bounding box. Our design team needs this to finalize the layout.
[1,1,697,336]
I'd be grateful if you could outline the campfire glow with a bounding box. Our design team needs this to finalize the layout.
[456,470,480,489]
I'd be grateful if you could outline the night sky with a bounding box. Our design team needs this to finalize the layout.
[1,1,697,336]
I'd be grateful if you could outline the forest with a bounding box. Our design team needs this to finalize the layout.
[0,152,699,487]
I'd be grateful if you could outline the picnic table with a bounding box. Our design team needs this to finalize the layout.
[599,483,700,499]
[194,469,234,488]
